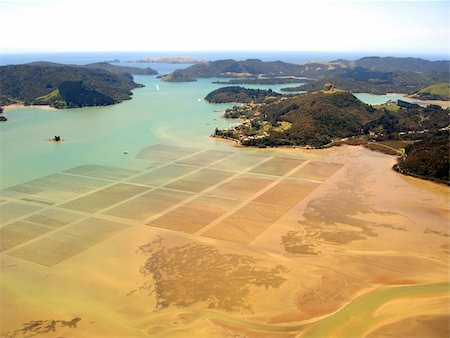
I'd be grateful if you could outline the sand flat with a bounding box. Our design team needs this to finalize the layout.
[0,145,448,337]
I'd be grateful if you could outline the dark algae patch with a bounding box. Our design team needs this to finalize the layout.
[136,237,288,312]
[0,317,81,337]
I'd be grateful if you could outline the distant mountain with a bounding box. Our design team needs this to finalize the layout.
[0,62,153,108]
[205,86,281,103]
[213,77,307,85]
[83,62,157,76]
[353,56,450,73]
[164,57,449,96]
[26,61,157,76]
[162,59,306,82]
[281,72,448,95]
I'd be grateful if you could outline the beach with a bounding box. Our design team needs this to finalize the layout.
[3,103,57,111]
[387,93,450,109]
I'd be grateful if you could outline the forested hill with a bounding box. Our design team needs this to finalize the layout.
[205,86,281,103]
[212,88,449,148]
[163,57,449,96]
[162,59,305,82]
[0,62,157,108]
[394,131,449,184]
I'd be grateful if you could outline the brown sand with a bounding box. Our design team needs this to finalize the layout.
[0,145,448,337]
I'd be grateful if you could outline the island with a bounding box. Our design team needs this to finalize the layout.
[205,86,281,103]
[131,57,203,64]
[209,85,449,184]
[0,62,157,109]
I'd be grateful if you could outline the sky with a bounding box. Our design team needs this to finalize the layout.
[1,0,448,55]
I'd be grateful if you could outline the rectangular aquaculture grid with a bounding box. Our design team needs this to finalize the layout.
[60,183,149,213]
[148,196,240,234]
[164,168,235,193]
[103,189,193,221]
[249,157,305,176]
[127,164,198,187]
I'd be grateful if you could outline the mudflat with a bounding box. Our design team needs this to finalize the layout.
[0,145,448,337]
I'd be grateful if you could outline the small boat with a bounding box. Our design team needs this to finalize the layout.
[123,150,128,154]
[155,85,160,91]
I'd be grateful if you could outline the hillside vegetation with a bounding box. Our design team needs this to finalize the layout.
[212,88,449,148]
[394,131,449,184]
[163,57,449,96]
[0,62,156,108]
[411,83,450,101]
[205,86,281,103]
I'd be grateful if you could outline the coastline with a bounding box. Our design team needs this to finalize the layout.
[3,103,57,111]
[387,93,450,109]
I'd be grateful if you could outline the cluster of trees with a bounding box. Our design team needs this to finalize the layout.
[205,86,281,103]
[395,131,449,184]
[257,91,377,147]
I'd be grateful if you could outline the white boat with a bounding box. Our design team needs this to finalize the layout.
[156,85,160,91]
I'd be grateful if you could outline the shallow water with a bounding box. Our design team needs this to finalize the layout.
[0,72,411,189]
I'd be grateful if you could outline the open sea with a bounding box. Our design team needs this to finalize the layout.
[0,51,442,189]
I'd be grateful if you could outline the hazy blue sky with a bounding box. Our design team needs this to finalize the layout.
[1,0,448,55]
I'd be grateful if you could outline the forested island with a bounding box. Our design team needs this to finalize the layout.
[0,62,157,108]
[209,85,449,184]
[205,86,281,103]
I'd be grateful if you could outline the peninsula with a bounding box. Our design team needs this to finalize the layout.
[210,85,449,184]
[0,62,157,109]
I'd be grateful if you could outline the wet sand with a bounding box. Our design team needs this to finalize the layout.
[2,104,56,111]
[0,145,448,337]
[387,93,450,109]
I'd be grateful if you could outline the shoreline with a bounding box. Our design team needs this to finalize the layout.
[210,134,399,155]
[2,103,57,111]
[386,93,450,109]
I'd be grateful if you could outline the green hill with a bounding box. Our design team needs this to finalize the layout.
[163,57,449,96]
[162,59,306,82]
[394,131,449,184]
[411,83,450,101]
[0,63,154,108]
[212,88,449,148]
[205,86,281,103]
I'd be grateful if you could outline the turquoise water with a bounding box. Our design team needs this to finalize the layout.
[0,72,406,189]
[0,75,304,189]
